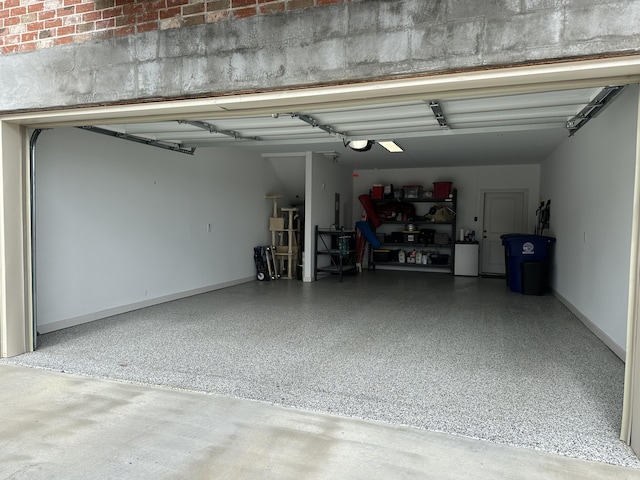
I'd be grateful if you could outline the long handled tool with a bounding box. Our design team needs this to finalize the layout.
[265,246,275,280]
[270,245,281,279]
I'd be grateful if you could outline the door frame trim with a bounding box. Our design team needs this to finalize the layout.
[622,85,640,445]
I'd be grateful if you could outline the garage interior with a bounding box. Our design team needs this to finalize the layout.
[5,80,639,467]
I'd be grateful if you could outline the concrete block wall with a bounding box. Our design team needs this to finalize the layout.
[0,0,349,55]
[1,0,640,112]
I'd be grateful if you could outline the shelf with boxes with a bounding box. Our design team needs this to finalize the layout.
[370,182,455,202]
[367,183,457,273]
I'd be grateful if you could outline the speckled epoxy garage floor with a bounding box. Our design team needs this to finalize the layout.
[4,271,638,468]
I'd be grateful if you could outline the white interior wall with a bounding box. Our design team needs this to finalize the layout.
[266,154,306,204]
[304,153,354,281]
[36,127,287,332]
[540,84,639,358]
[352,164,540,243]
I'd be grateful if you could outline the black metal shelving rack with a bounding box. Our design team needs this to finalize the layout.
[314,226,357,282]
[369,189,457,273]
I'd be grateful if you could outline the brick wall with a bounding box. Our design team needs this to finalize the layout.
[0,0,349,55]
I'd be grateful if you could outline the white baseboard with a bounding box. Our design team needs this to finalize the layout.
[37,276,255,334]
[552,289,626,361]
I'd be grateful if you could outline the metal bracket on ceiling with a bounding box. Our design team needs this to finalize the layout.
[78,126,196,155]
[177,120,260,141]
[566,85,625,136]
[288,113,346,138]
[317,150,340,162]
[429,101,449,128]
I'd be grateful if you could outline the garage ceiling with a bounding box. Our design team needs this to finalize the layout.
[89,85,622,170]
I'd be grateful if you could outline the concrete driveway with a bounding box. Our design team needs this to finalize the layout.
[1,364,639,480]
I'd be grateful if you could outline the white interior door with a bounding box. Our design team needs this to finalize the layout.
[481,191,526,275]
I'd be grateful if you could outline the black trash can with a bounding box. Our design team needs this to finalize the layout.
[296,264,303,281]
[521,262,548,296]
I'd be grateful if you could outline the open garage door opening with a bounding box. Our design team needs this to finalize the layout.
[15,78,639,467]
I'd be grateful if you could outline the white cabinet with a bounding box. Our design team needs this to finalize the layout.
[454,243,479,276]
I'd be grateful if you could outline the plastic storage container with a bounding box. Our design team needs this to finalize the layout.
[430,253,450,265]
[403,185,423,199]
[433,182,453,199]
[372,249,392,262]
[434,233,450,245]
[501,234,556,293]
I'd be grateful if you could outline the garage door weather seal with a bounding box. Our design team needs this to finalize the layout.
[29,128,43,350]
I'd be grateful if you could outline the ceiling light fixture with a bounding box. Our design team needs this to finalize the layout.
[345,139,374,151]
[378,141,403,152]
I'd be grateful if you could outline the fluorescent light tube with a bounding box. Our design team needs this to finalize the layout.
[378,141,403,152]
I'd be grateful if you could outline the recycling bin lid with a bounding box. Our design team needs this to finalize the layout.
[501,233,556,245]
[500,233,529,239]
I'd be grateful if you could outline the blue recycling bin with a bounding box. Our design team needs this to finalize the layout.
[501,234,556,293]
[500,233,527,288]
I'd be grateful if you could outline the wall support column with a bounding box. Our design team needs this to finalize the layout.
[0,121,32,357]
